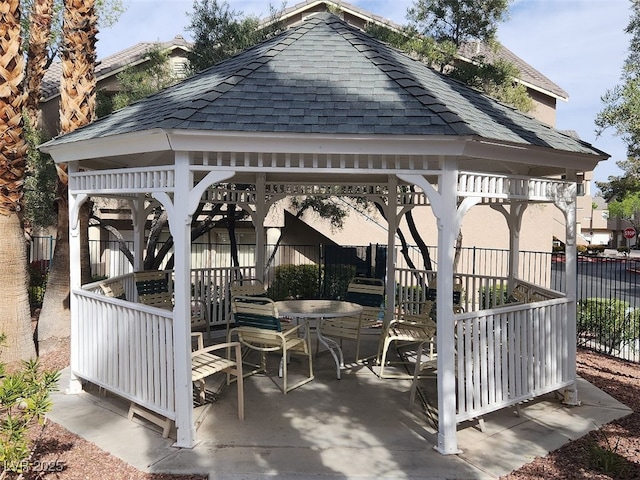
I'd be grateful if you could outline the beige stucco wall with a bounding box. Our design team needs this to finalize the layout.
[286,198,555,256]
[527,88,558,127]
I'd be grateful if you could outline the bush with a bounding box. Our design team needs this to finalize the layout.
[577,298,640,353]
[479,285,508,309]
[322,264,356,300]
[267,264,320,301]
[587,244,606,254]
[28,260,50,308]
[577,245,588,254]
[0,334,60,475]
[618,246,630,254]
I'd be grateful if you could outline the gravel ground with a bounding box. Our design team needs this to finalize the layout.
[7,341,639,479]
[501,349,640,480]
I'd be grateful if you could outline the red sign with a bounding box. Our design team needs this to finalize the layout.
[624,227,636,239]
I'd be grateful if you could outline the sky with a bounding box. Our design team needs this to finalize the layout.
[96,0,633,192]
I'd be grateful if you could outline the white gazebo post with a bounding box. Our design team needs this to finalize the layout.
[384,175,399,323]
[492,203,527,290]
[557,172,580,405]
[398,158,461,455]
[129,194,147,272]
[66,160,85,395]
[164,151,196,447]
[254,173,267,282]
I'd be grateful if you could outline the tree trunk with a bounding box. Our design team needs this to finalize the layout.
[24,0,54,127]
[38,0,98,352]
[37,203,71,354]
[0,215,37,366]
[0,0,37,365]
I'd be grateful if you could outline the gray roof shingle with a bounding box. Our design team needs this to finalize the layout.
[43,13,601,157]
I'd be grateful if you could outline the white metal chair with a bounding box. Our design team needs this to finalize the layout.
[190,332,244,420]
[377,301,436,379]
[128,332,244,437]
[228,295,314,394]
[319,277,384,363]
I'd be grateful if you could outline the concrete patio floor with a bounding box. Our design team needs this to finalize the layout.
[48,331,632,479]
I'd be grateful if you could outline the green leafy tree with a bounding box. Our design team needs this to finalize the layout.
[596,1,640,158]
[395,0,531,112]
[596,2,640,200]
[596,167,640,202]
[23,118,57,229]
[408,0,511,47]
[608,192,640,234]
[186,0,285,73]
[451,55,532,111]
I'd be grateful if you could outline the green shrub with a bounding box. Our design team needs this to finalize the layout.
[577,298,640,353]
[587,244,606,254]
[479,285,508,309]
[0,334,60,475]
[267,264,320,301]
[577,245,588,254]
[617,246,630,254]
[588,429,627,475]
[28,261,49,309]
[322,264,356,300]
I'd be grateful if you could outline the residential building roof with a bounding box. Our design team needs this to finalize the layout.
[43,13,602,159]
[39,35,191,101]
[457,41,568,101]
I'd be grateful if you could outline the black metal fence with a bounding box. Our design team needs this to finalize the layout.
[553,255,640,362]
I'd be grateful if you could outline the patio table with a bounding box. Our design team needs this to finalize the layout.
[274,299,363,380]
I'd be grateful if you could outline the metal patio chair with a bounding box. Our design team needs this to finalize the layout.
[229,295,314,394]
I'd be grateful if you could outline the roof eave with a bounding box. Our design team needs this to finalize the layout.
[40,129,172,163]
[463,138,609,172]
[39,129,608,174]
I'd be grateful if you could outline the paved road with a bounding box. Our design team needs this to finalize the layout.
[552,257,640,308]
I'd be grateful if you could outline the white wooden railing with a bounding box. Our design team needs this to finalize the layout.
[395,268,512,313]
[457,172,568,202]
[190,266,256,326]
[70,166,175,194]
[73,289,176,421]
[395,267,573,424]
[454,297,572,423]
[74,267,255,420]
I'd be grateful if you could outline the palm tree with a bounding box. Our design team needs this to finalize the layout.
[24,0,55,127]
[37,0,97,353]
[0,0,38,365]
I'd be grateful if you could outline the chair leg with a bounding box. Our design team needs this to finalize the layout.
[198,379,206,404]
[282,347,288,394]
[234,365,244,421]
[378,337,393,378]
[409,341,425,409]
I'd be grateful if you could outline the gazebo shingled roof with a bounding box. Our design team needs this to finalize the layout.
[43,13,604,163]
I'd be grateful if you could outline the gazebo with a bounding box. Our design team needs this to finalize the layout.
[40,13,608,453]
